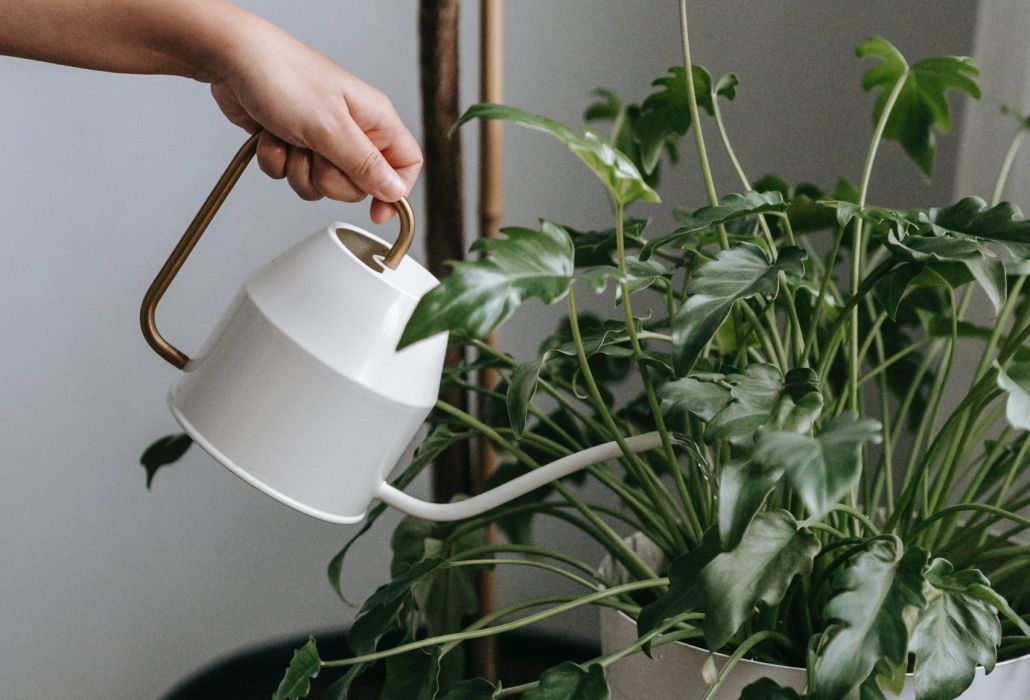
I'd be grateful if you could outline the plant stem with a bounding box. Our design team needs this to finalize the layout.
[678,0,727,247]
[449,558,600,592]
[435,399,659,580]
[699,630,793,700]
[845,66,907,412]
[320,578,670,668]
[992,126,1026,206]
[566,290,692,557]
[801,223,845,364]
[615,200,703,543]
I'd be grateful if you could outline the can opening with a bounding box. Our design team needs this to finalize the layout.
[336,227,387,273]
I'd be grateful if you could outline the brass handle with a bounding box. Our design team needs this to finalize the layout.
[140,132,415,369]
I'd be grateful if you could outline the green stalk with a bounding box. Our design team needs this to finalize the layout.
[449,558,600,592]
[320,578,670,669]
[801,223,845,365]
[566,289,689,552]
[711,95,776,248]
[991,126,1026,206]
[845,65,907,412]
[454,544,604,582]
[699,630,793,700]
[435,399,659,580]
[615,200,703,543]
[678,0,727,239]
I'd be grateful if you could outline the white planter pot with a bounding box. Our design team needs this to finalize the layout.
[598,533,1030,699]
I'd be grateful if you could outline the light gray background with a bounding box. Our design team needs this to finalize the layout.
[1,1,1020,698]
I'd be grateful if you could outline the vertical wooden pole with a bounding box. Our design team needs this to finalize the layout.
[472,0,504,683]
[419,0,472,503]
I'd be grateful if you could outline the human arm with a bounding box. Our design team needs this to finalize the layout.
[0,0,421,219]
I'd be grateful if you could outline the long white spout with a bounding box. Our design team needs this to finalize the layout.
[376,431,665,522]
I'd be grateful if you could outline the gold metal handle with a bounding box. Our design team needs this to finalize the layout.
[140,132,415,369]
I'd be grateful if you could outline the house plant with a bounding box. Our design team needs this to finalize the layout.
[143,2,1030,698]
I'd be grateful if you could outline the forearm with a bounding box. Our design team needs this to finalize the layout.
[0,0,253,81]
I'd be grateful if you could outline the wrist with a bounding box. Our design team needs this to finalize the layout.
[167,1,264,83]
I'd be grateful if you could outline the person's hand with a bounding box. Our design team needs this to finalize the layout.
[208,16,421,222]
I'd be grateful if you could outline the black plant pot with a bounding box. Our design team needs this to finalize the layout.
[162,630,598,699]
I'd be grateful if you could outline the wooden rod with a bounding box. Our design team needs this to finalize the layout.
[419,0,472,506]
[472,0,504,683]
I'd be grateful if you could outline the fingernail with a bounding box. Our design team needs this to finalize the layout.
[381,172,406,201]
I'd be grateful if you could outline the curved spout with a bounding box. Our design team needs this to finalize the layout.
[376,431,664,522]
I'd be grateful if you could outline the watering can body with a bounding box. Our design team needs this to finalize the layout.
[168,223,446,523]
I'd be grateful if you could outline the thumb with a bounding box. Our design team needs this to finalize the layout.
[313,118,407,202]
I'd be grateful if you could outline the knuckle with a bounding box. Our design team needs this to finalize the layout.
[354,148,386,183]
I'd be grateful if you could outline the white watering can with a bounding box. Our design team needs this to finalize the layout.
[142,134,662,524]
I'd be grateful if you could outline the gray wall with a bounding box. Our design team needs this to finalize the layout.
[0,2,986,698]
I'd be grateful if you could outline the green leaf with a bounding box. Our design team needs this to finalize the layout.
[718,458,779,549]
[641,191,787,260]
[390,518,489,686]
[398,222,575,349]
[739,678,802,700]
[659,375,732,422]
[381,649,441,700]
[566,219,648,267]
[885,229,1006,313]
[706,364,785,447]
[583,88,621,122]
[454,103,658,205]
[139,433,192,489]
[995,360,1030,431]
[811,539,927,700]
[753,412,882,520]
[507,357,547,439]
[348,558,446,655]
[523,662,609,700]
[910,559,1002,700]
[925,196,1030,258]
[698,511,819,651]
[967,581,1030,636]
[272,637,320,700]
[634,66,736,174]
[328,425,456,599]
[1001,103,1030,130]
[857,36,980,176]
[672,244,806,375]
[441,678,499,700]
[636,526,721,643]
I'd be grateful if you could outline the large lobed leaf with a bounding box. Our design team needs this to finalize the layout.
[810,538,927,700]
[636,526,721,644]
[671,243,806,375]
[885,229,1006,313]
[910,559,1002,700]
[926,196,1030,258]
[753,412,882,521]
[634,65,737,174]
[398,221,576,349]
[454,103,658,205]
[640,191,787,260]
[698,510,819,651]
[857,36,980,176]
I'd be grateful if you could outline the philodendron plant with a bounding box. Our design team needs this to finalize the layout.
[142,4,1030,700]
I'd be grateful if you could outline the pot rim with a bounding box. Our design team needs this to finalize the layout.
[607,607,1030,673]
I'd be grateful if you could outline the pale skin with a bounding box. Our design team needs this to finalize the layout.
[0,0,422,223]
